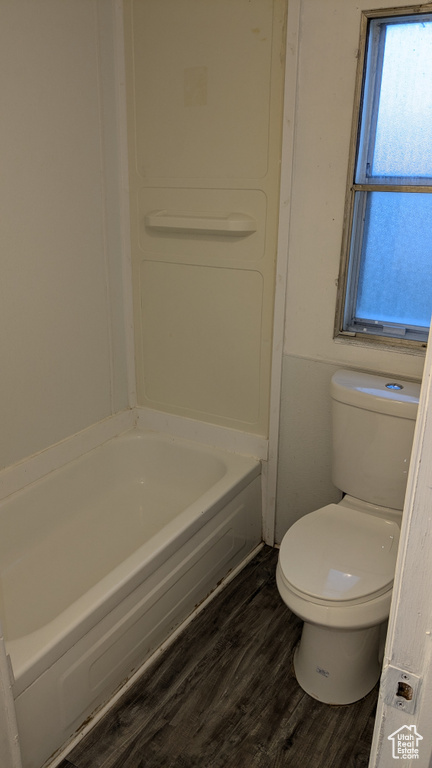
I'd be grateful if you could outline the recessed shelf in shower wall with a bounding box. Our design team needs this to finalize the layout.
[144,210,257,236]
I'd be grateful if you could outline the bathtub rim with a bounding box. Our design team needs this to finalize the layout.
[0,407,268,505]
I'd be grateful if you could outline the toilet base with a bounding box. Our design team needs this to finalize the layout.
[293,621,384,705]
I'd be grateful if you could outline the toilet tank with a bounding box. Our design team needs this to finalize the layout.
[331,370,420,510]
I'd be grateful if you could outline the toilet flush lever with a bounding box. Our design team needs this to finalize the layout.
[384,665,421,715]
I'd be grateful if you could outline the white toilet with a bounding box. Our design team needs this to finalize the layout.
[276,369,420,705]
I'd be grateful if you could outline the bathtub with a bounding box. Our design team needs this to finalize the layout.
[0,428,261,768]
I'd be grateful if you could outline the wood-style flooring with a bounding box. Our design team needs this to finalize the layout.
[57,546,377,768]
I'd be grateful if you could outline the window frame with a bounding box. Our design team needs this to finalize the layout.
[334,5,432,350]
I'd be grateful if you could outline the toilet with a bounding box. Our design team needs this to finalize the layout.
[276,369,420,705]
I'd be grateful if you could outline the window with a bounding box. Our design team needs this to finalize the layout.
[336,8,432,346]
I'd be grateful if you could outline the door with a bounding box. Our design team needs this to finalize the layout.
[0,622,21,768]
[369,338,432,767]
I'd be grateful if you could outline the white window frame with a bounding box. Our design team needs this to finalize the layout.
[335,5,432,349]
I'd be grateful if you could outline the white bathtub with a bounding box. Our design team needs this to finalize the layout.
[0,428,261,768]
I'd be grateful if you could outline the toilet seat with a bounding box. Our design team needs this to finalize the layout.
[278,503,399,606]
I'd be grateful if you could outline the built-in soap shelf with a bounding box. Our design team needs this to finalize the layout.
[144,209,256,236]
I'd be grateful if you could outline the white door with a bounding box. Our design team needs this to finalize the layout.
[369,338,432,767]
[0,623,21,768]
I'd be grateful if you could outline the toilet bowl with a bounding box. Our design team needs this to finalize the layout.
[276,498,399,704]
[276,370,420,705]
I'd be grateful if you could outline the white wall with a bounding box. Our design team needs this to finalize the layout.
[0,0,130,471]
[276,0,426,541]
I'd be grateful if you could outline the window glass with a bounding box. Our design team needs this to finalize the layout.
[355,192,432,328]
[372,22,432,180]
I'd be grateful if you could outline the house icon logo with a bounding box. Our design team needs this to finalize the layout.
[388,725,423,759]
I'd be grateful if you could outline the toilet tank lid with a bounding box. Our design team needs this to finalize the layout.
[331,370,420,419]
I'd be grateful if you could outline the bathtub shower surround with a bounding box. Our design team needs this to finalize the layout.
[124,0,287,438]
[0,428,261,768]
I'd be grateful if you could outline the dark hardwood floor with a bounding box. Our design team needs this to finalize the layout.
[58,546,377,768]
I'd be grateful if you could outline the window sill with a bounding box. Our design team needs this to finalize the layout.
[333,330,427,356]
